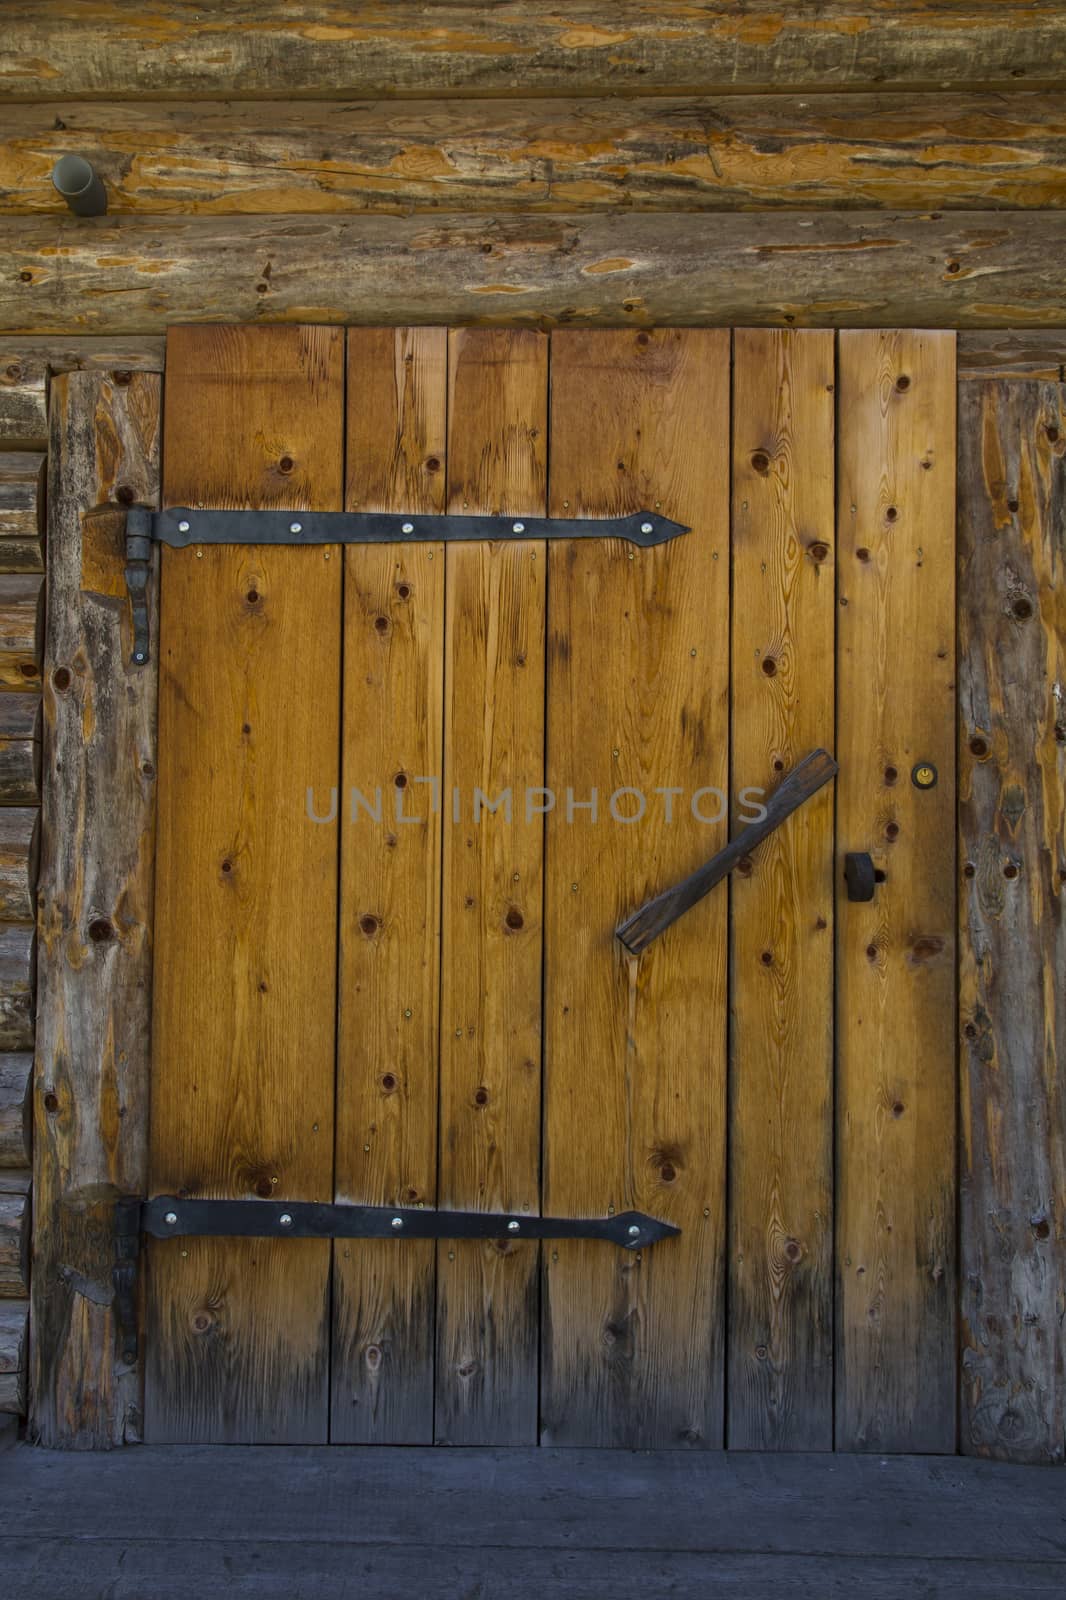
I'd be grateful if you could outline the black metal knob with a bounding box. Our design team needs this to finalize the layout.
[844,852,877,902]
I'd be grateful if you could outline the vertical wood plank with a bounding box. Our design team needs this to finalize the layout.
[32,369,159,1447]
[542,328,730,1448]
[729,330,836,1450]
[435,328,547,1445]
[836,329,957,1453]
[958,380,1066,1463]
[146,325,343,1443]
[332,327,446,1443]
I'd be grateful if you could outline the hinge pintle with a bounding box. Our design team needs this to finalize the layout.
[124,507,153,666]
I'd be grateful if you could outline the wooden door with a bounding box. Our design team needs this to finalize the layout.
[145,323,956,1451]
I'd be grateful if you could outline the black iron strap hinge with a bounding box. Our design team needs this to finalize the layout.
[124,505,690,664]
[142,1196,679,1250]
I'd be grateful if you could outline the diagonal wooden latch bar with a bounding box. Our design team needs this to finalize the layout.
[616,749,838,956]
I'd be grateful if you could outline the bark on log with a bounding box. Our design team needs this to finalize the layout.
[3,3,1065,98]
[0,576,43,689]
[5,212,1066,332]
[0,1054,32,1168]
[0,810,38,924]
[4,94,1066,215]
[0,693,40,804]
[0,454,45,573]
[0,1298,28,1413]
[0,1189,29,1297]
[32,369,159,1449]
[0,925,34,1052]
[958,379,1066,1464]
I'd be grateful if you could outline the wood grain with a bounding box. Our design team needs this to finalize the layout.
[332,327,446,1444]
[7,212,1066,333]
[542,328,729,1447]
[147,325,344,1444]
[0,575,42,688]
[0,693,39,804]
[4,4,1065,98]
[31,367,159,1448]
[729,329,836,1451]
[958,330,1066,381]
[0,1188,29,1296]
[0,1053,30,1168]
[6,94,1066,215]
[0,1297,27,1413]
[435,328,547,1445]
[957,379,1066,1463]
[836,329,957,1452]
[0,809,37,923]
[0,454,44,573]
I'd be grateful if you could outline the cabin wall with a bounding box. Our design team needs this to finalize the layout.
[0,3,1063,1459]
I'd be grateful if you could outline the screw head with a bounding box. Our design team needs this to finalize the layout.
[289,522,303,535]
[391,1216,404,1230]
[507,1220,520,1233]
[512,521,525,534]
[401,522,414,534]
[279,1212,293,1227]
[164,1211,178,1226]
[177,520,190,533]
[627,1224,641,1238]
[640,521,654,534]
[133,652,145,663]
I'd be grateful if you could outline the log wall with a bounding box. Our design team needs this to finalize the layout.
[1,2,1062,1460]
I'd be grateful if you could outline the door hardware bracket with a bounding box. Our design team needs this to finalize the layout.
[123,505,690,664]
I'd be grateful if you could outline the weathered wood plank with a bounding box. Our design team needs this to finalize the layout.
[0,810,37,923]
[0,1053,31,1168]
[0,692,39,804]
[331,327,446,1444]
[0,1188,29,1297]
[0,925,33,1052]
[0,454,44,574]
[147,325,343,1445]
[435,328,546,1446]
[958,379,1066,1464]
[542,329,729,1447]
[31,367,159,1448]
[0,575,42,689]
[5,3,1066,98]
[0,1297,27,1413]
[6,94,1066,215]
[836,330,957,1452]
[0,344,164,449]
[728,329,835,1451]
[6,212,1066,333]
[958,330,1066,381]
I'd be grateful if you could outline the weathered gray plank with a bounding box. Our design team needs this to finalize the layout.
[0,574,42,688]
[0,810,37,924]
[31,369,160,1448]
[0,1189,28,1297]
[958,379,1066,1464]
[5,213,1066,332]
[3,1445,1065,1561]
[0,924,33,1051]
[6,94,1066,214]
[0,1298,27,1413]
[0,343,165,450]
[3,3,1065,98]
[958,330,1066,380]
[0,1053,31,1168]
[0,692,39,804]
[0,453,44,572]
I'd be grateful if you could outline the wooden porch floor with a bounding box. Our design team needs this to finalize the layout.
[2,1441,1064,1598]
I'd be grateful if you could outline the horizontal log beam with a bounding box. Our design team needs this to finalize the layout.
[0,454,44,573]
[4,212,1066,331]
[0,342,165,450]
[0,1053,31,1167]
[3,3,1066,99]
[0,1298,28,1413]
[0,576,42,689]
[4,94,1066,215]
[0,811,38,924]
[0,694,40,805]
[958,329,1066,379]
[0,1188,29,1297]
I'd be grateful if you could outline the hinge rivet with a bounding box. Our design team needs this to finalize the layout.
[508,1220,520,1233]
[289,522,303,535]
[641,521,653,534]
[513,521,525,534]
[391,1216,404,1229]
[279,1213,293,1227]
[401,522,414,534]
[628,1224,641,1238]
[177,520,190,533]
[164,1211,178,1225]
